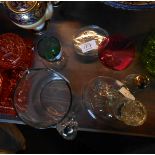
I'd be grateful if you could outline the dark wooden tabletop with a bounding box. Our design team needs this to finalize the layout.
[1,2,155,137]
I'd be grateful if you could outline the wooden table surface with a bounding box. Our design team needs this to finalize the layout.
[1,2,155,137]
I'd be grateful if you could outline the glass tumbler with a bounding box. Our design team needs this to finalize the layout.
[14,68,78,140]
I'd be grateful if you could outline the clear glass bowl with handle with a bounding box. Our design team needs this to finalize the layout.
[13,68,78,140]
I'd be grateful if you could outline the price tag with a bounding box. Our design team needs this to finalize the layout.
[116,80,124,87]
[79,40,97,53]
[119,87,135,101]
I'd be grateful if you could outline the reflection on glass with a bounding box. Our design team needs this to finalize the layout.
[73,25,109,60]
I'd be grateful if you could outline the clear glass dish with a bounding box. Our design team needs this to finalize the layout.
[83,76,147,127]
[14,68,78,140]
[73,25,109,60]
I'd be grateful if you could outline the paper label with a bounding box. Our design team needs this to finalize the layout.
[79,40,97,53]
[116,80,124,87]
[119,87,135,101]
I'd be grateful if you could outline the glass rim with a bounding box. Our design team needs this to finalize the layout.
[73,25,109,38]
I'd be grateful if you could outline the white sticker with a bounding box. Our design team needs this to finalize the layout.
[79,40,97,53]
[116,80,124,87]
[119,87,135,101]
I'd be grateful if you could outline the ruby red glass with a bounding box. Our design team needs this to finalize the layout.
[0,33,34,115]
[98,35,135,71]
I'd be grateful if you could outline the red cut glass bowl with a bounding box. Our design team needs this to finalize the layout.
[0,33,27,70]
[0,34,34,116]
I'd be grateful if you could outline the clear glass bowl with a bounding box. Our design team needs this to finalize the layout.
[83,76,147,126]
[14,68,78,140]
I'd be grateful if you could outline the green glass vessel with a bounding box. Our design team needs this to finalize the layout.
[37,35,61,62]
[141,30,155,76]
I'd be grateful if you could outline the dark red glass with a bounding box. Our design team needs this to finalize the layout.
[0,33,34,115]
[0,33,27,69]
[98,35,135,71]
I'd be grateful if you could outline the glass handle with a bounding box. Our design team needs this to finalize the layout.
[56,112,78,140]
